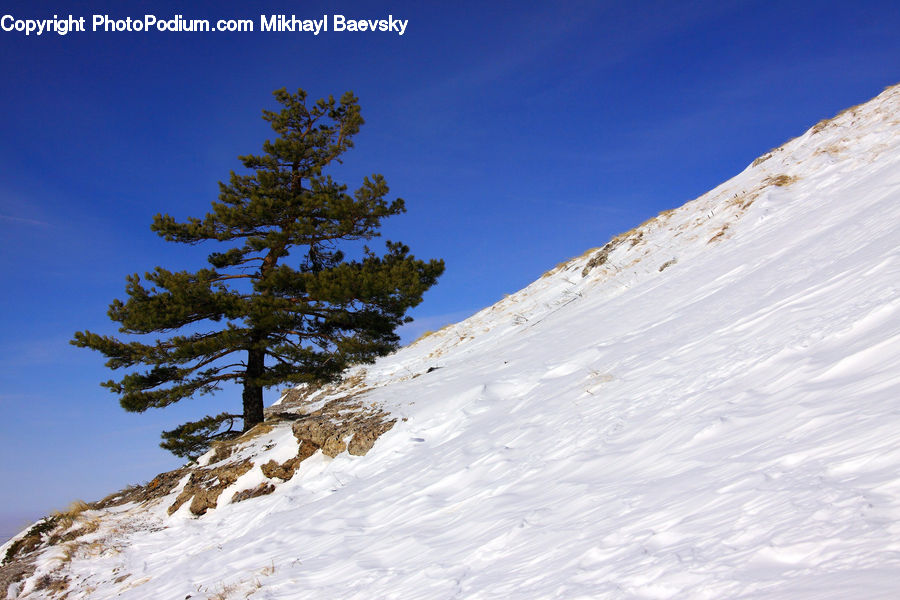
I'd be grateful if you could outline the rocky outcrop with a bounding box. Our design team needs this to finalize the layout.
[253,395,397,484]
[290,398,396,459]
[231,483,275,503]
[347,418,397,456]
[1,559,35,600]
[164,388,395,515]
[260,441,319,481]
[167,460,252,516]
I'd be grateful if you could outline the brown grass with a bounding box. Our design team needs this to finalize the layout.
[814,143,846,157]
[810,118,830,135]
[411,323,453,345]
[726,189,761,211]
[540,259,573,279]
[708,223,730,244]
[657,207,677,219]
[751,152,774,167]
[764,174,799,187]
[811,100,867,135]
[51,501,90,530]
[210,582,240,600]
[34,572,69,595]
[412,329,437,342]
[834,102,864,120]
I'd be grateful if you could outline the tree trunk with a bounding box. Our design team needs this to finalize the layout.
[242,340,265,431]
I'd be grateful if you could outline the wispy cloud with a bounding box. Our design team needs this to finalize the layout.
[0,213,53,228]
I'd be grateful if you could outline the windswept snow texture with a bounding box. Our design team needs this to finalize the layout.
[7,86,900,599]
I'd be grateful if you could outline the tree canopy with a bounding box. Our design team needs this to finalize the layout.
[73,88,444,459]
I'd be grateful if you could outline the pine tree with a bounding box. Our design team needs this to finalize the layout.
[72,88,444,459]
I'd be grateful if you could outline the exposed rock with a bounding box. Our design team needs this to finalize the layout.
[348,419,396,456]
[260,458,296,480]
[0,554,36,595]
[296,439,320,462]
[208,442,236,464]
[320,437,344,457]
[231,483,276,503]
[168,460,252,516]
[85,374,397,524]
[292,416,350,456]
[264,411,307,422]
[260,441,319,481]
[290,397,397,460]
[145,468,192,498]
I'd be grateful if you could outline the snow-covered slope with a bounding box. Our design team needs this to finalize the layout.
[4,84,900,599]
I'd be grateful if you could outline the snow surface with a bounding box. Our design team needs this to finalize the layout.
[5,85,900,599]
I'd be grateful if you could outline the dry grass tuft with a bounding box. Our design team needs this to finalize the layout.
[810,118,831,135]
[834,102,864,120]
[411,323,454,345]
[764,174,799,187]
[52,500,91,530]
[708,223,730,244]
[814,143,846,157]
[59,542,77,564]
[811,101,866,135]
[412,329,437,342]
[34,571,70,595]
[210,582,240,600]
[657,207,677,219]
[67,515,101,538]
[726,189,761,211]
[237,422,275,442]
[751,152,774,167]
[658,258,678,272]
[540,258,575,279]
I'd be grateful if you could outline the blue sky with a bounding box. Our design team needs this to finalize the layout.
[1,0,899,537]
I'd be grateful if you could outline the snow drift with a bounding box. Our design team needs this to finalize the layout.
[3,83,900,599]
